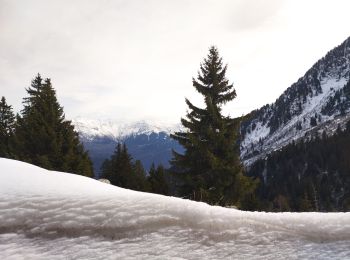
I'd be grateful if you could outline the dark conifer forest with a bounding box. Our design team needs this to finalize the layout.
[248,123,350,211]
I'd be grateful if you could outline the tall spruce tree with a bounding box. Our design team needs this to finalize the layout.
[133,160,151,191]
[171,46,255,206]
[15,74,93,177]
[0,96,16,158]
[148,163,169,195]
[101,143,148,191]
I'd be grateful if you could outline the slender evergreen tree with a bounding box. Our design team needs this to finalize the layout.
[101,143,149,191]
[0,96,16,158]
[171,46,255,206]
[148,163,169,195]
[133,160,150,191]
[15,74,93,177]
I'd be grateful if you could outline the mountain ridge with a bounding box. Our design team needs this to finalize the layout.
[241,36,350,165]
[72,118,183,175]
[72,118,182,141]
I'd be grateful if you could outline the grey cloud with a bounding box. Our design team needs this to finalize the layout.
[0,0,349,123]
[227,0,286,31]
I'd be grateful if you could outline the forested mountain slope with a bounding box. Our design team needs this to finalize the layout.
[241,37,350,165]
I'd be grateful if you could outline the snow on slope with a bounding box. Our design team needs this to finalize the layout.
[72,118,181,141]
[242,78,349,166]
[1,158,350,259]
[241,37,350,166]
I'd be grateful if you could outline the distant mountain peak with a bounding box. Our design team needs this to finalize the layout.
[72,117,182,141]
[71,118,183,174]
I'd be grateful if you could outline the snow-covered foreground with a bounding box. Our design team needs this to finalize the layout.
[1,158,350,259]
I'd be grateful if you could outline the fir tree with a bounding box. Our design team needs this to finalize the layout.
[148,163,169,195]
[102,143,122,186]
[133,160,150,191]
[118,143,135,188]
[0,96,16,158]
[15,74,93,177]
[171,46,256,206]
[101,143,148,192]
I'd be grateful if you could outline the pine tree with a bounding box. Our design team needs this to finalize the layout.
[133,159,150,191]
[148,163,169,195]
[101,143,148,191]
[15,74,93,177]
[118,143,135,188]
[0,96,16,158]
[171,46,256,206]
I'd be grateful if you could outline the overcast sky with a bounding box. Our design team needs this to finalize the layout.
[1,0,350,123]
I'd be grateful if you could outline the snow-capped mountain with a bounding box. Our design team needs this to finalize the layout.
[241,36,350,166]
[72,118,181,141]
[72,118,183,175]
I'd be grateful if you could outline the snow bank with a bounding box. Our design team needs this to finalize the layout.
[0,158,350,259]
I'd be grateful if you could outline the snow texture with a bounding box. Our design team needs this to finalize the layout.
[1,158,350,259]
